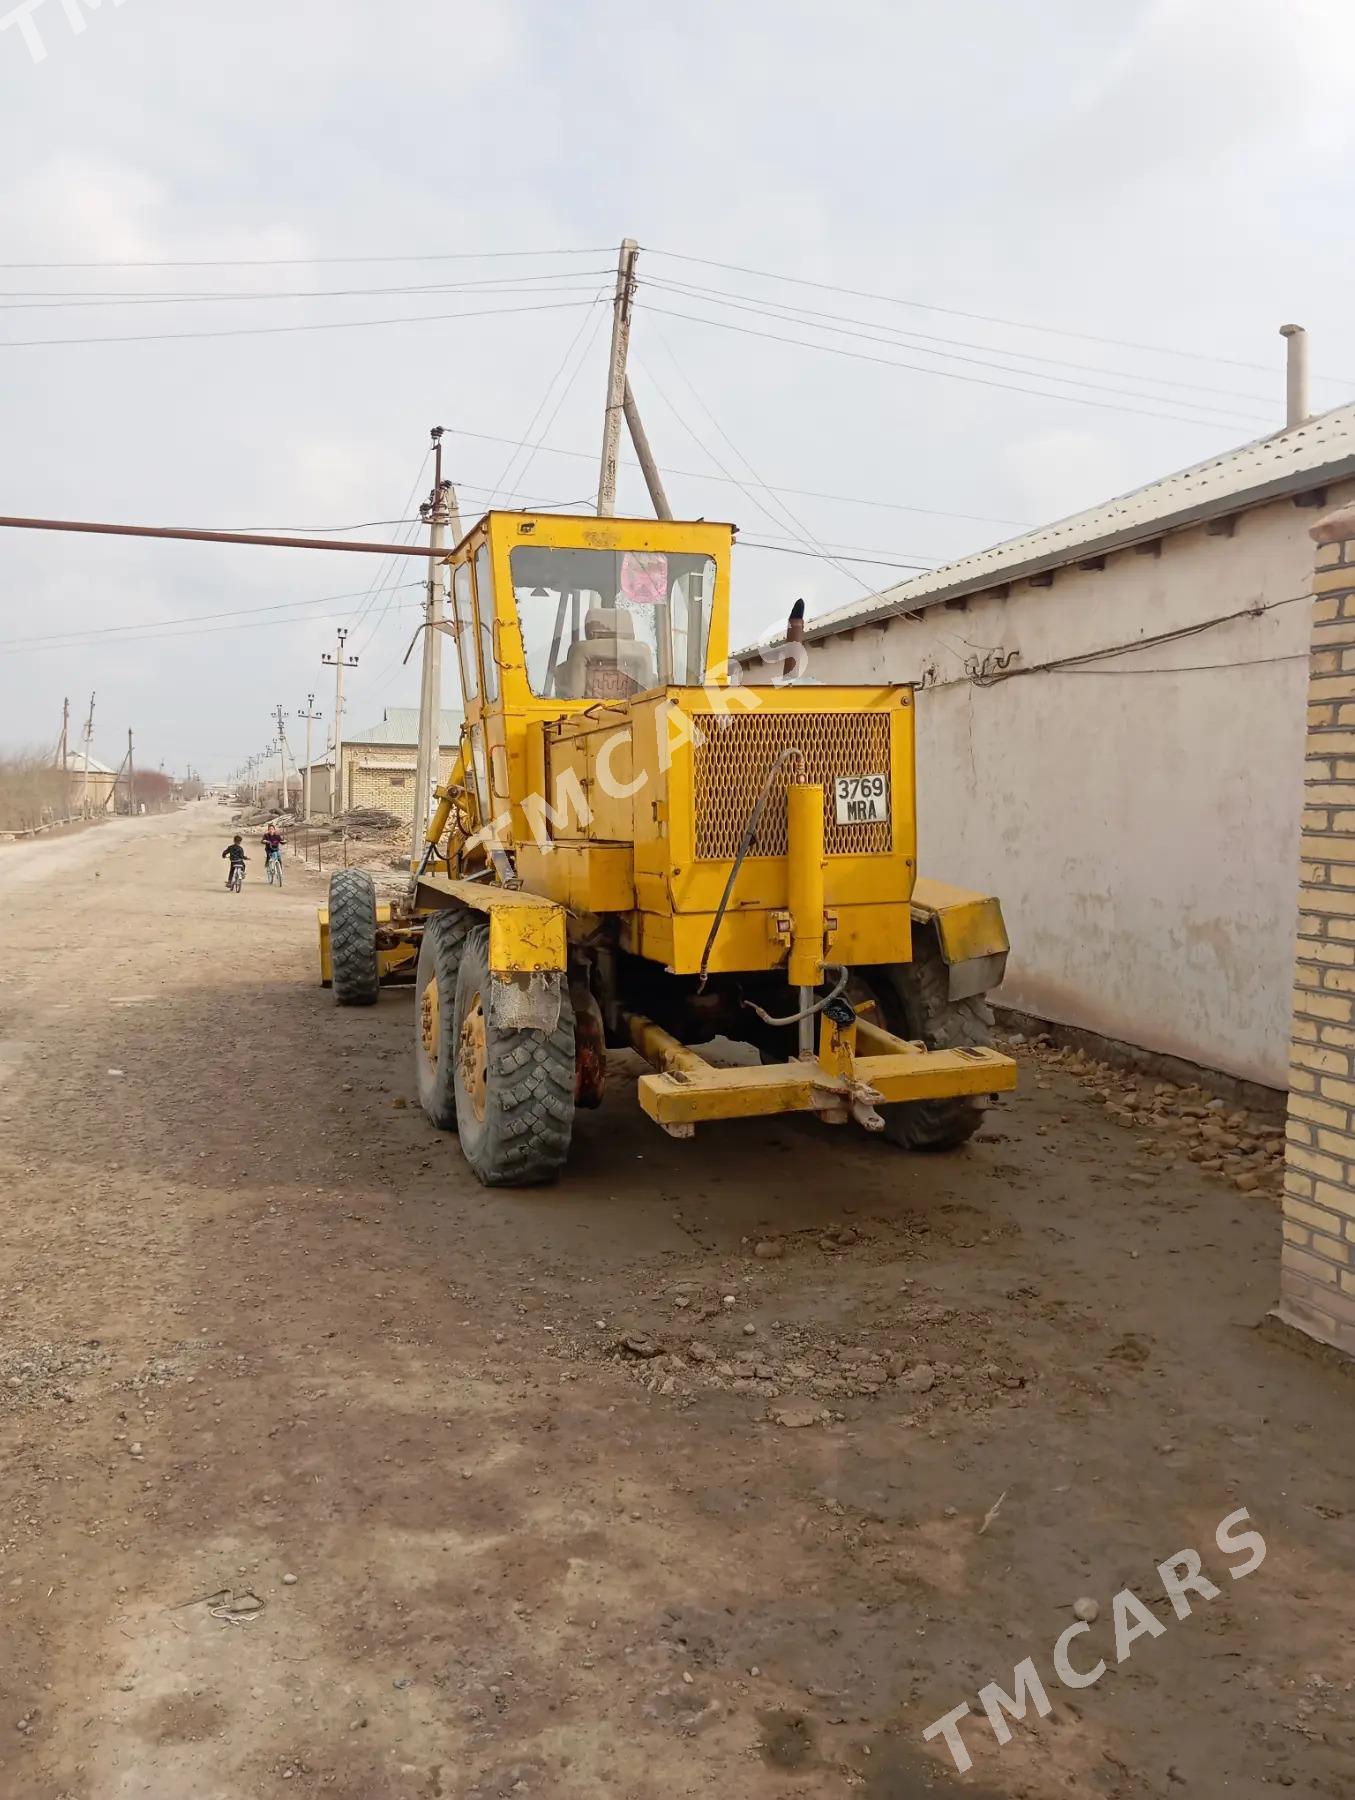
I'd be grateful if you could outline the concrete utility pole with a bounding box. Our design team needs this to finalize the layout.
[623,377,672,520]
[413,426,454,862]
[273,704,289,811]
[322,628,358,816]
[597,238,639,516]
[57,697,69,820]
[80,691,95,818]
[298,693,322,821]
[127,729,135,816]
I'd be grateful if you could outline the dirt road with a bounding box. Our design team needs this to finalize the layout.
[2,806,1352,1799]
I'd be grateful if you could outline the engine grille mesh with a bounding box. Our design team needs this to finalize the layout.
[692,710,893,859]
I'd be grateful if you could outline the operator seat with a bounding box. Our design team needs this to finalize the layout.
[557,606,656,700]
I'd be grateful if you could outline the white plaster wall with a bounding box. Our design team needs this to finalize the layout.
[799,489,1347,1089]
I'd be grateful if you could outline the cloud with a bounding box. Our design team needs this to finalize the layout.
[0,0,1346,773]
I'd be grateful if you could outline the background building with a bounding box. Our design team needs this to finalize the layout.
[736,404,1355,1093]
[307,708,463,822]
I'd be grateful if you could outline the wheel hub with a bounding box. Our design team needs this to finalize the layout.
[457,990,488,1122]
[420,974,440,1063]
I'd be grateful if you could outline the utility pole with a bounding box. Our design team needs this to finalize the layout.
[81,691,95,819]
[127,728,135,816]
[57,697,70,821]
[413,425,455,862]
[273,703,289,812]
[298,693,322,822]
[322,627,358,817]
[623,377,672,520]
[597,238,639,516]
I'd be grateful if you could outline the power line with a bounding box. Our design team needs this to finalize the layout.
[504,301,611,500]
[233,479,598,535]
[349,454,434,651]
[641,290,1266,427]
[0,245,611,271]
[0,276,612,313]
[439,426,1029,526]
[0,269,612,306]
[0,582,424,649]
[1059,651,1308,674]
[642,303,1264,432]
[931,590,1312,691]
[637,329,874,591]
[1,594,423,655]
[641,275,1277,414]
[0,295,603,351]
[737,539,932,572]
[644,247,1355,386]
[485,291,609,505]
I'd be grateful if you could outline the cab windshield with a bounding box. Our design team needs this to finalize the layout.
[509,545,715,700]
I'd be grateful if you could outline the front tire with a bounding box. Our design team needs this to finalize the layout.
[859,930,996,1150]
[328,869,380,1006]
[414,907,477,1130]
[451,926,575,1187]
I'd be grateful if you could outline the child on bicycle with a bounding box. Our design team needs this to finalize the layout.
[222,835,248,886]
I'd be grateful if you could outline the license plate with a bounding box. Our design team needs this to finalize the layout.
[834,773,888,825]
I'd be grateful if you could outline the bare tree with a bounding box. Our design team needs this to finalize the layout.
[0,747,67,833]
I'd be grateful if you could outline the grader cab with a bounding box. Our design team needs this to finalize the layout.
[321,509,1016,1185]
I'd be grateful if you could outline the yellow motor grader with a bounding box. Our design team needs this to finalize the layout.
[319,508,1016,1185]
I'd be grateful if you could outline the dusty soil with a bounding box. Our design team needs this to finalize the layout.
[1,805,1352,1800]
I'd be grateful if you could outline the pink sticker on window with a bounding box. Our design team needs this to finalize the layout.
[620,551,668,604]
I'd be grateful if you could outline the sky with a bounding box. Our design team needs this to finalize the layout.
[1,0,1354,780]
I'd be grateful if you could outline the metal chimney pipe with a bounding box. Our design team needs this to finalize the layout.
[1280,323,1310,429]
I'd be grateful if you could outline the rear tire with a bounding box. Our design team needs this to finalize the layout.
[414,906,477,1130]
[451,925,575,1187]
[328,868,380,1007]
[860,930,995,1150]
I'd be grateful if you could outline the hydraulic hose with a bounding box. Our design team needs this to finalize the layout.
[696,745,805,991]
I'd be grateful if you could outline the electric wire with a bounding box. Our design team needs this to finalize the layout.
[0,582,425,650]
[639,276,1276,419]
[912,590,1312,692]
[0,272,613,310]
[507,301,611,500]
[345,450,432,645]
[0,595,422,655]
[737,538,933,571]
[643,248,1355,387]
[636,330,874,592]
[484,292,609,506]
[437,426,1029,526]
[0,295,604,351]
[0,246,611,270]
[642,304,1273,432]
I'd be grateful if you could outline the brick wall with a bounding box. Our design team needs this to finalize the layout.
[1281,507,1355,1355]
[337,746,461,822]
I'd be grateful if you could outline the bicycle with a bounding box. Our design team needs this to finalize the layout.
[227,860,245,893]
[265,847,283,888]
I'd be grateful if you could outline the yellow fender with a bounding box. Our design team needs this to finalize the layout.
[415,873,568,1031]
[910,876,1010,1002]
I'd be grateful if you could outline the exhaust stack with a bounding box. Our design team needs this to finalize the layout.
[1280,323,1310,429]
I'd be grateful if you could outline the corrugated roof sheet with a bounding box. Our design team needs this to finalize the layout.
[779,403,1355,649]
[344,707,463,746]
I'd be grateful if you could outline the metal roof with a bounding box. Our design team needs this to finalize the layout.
[304,708,463,768]
[771,402,1355,651]
[342,707,462,747]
